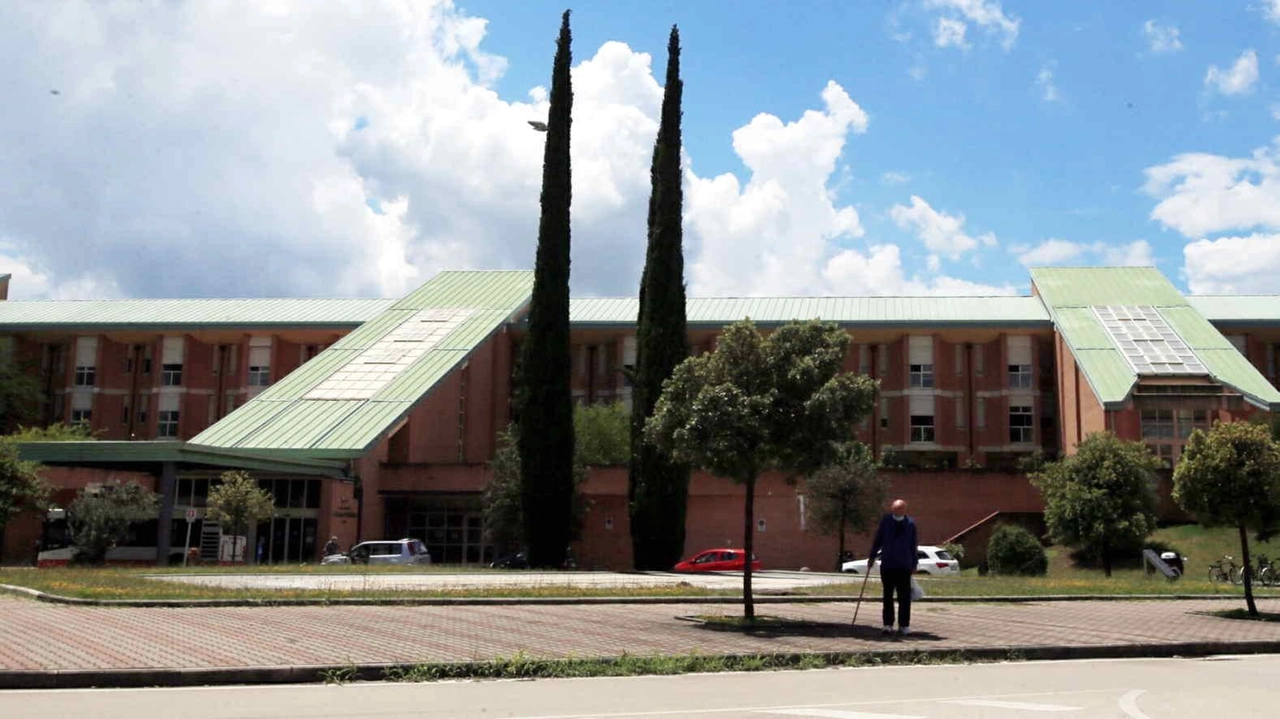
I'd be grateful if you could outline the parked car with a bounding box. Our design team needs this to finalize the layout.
[840,545,960,576]
[490,552,529,569]
[673,548,762,573]
[321,539,431,566]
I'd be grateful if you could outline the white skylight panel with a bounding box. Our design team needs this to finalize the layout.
[1092,306,1206,376]
[304,308,474,400]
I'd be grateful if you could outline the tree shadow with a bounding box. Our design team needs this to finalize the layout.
[685,616,943,642]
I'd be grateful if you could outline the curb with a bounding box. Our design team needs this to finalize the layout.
[0,583,1260,608]
[3,640,1280,690]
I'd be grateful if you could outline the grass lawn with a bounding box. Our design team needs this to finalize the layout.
[3,525,1278,602]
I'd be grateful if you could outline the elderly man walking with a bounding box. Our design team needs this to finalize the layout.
[868,498,919,636]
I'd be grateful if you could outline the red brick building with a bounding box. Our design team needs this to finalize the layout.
[2,267,1277,569]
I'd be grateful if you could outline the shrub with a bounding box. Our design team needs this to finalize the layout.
[987,524,1047,576]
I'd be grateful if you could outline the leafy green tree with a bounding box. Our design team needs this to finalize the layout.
[1030,432,1161,577]
[804,442,886,570]
[1174,421,1280,616]
[206,471,275,565]
[576,402,630,466]
[645,319,877,619]
[629,25,691,572]
[0,363,44,434]
[483,424,590,559]
[67,480,158,564]
[516,9,575,569]
[0,438,49,538]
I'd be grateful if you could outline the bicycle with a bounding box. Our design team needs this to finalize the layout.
[1252,555,1276,587]
[1208,555,1240,584]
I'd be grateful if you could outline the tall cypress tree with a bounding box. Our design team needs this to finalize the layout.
[517,10,575,569]
[629,26,690,570]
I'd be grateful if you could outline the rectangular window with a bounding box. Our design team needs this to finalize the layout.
[161,363,183,386]
[879,398,889,429]
[248,366,271,386]
[74,366,96,386]
[1009,405,1034,443]
[974,346,986,376]
[158,410,179,438]
[1176,409,1209,439]
[976,398,986,429]
[248,342,271,386]
[955,398,966,429]
[1008,364,1033,389]
[909,364,935,388]
[121,403,130,425]
[137,408,148,426]
[858,345,870,375]
[142,345,152,374]
[1147,443,1175,468]
[71,409,91,425]
[1140,408,1175,439]
[877,344,889,377]
[955,344,964,376]
[910,415,935,443]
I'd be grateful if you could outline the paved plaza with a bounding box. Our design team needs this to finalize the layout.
[1,595,1278,682]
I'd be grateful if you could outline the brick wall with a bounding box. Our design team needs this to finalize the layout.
[574,467,1044,571]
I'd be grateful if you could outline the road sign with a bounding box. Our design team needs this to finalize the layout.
[185,508,197,523]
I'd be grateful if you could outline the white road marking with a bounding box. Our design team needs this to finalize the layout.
[752,706,926,711]
[1119,689,1153,719]
[943,699,1080,711]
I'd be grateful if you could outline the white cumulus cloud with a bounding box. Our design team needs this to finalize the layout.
[1014,239,1153,268]
[1036,64,1062,103]
[934,18,969,49]
[0,1,1004,302]
[1143,138,1280,237]
[889,195,998,261]
[1143,20,1183,54]
[924,0,1019,51]
[1183,235,1280,293]
[1205,49,1259,96]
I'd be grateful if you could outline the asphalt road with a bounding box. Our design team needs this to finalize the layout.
[2,654,1275,718]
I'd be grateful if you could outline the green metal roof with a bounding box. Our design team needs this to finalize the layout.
[1029,267,1189,308]
[1032,267,1280,410]
[570,296,1050,327]
[1189,295,1280,326]
[0,298,395,331]
[188,271,534,460]
[15,441,348,477]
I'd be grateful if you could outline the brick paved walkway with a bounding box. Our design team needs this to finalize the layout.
[1,596,1278,673]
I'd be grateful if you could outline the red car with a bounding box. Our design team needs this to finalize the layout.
[673,548,762,572]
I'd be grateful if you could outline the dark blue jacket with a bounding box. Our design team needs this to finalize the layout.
[869,514,918,571]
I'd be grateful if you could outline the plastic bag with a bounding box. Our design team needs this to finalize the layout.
[910,577,925,601]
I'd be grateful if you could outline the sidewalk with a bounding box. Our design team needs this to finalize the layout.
[1,595,1278,688]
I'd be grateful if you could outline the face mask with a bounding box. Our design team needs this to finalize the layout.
[892,514,905,522]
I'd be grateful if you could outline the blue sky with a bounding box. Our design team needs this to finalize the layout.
[1,1,1278,300]
[463,0,1280,294]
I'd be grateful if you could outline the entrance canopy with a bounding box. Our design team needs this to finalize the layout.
[15,441,348,478]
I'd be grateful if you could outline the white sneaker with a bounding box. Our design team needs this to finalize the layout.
[898,626,911,636]
[882,625,894,634]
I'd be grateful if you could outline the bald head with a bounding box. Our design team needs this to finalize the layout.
[891,499,908,518]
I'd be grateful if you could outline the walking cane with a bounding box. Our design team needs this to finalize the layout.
[850,566,874,627]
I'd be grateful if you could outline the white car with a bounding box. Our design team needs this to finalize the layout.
[841,545,960,576]
[321,539,432,566]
